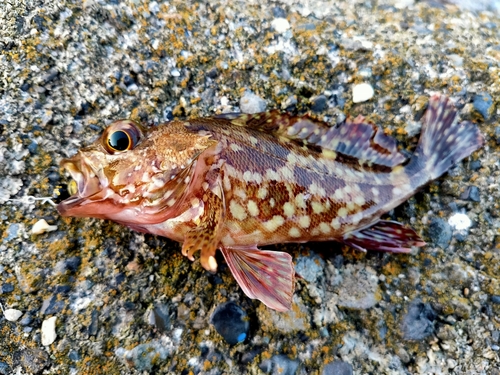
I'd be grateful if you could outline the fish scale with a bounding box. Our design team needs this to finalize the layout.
[58,94,484,311]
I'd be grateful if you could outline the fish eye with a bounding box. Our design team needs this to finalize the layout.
[108,130,131,151]
[103,120,143,154]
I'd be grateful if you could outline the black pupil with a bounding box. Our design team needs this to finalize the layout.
[108,131,130,151]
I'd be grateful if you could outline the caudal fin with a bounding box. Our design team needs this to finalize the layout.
[407,95,484,180]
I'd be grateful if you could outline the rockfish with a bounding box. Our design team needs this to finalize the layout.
[57,95,484,311]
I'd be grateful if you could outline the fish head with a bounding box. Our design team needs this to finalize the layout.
[57,119,216,224]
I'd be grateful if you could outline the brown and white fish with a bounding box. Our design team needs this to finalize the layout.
[57,95,484,311]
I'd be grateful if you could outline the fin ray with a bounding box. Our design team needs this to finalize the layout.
[212,111,407,167]
[406,94,484,179]
[343,220,426,253]
[220,247,295,312]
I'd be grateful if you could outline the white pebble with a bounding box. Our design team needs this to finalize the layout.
[4,309,23,322]
[271,18,290,34]
[448,213,471,231]
[31,219,57,235]
[41,316,57,346]
[352,83,374,103]
[239,91,267,114]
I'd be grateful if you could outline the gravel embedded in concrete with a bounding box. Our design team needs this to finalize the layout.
[1,0,500,373]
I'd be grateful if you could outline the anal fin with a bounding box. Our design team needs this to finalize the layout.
[343,220,426,253]
[220,247,295,312]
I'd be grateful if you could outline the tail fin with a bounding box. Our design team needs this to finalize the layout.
[406,95,484,180]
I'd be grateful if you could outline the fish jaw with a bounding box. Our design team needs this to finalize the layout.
[57,152,124,218]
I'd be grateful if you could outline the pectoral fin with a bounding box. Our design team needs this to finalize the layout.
[343,220,426,253]
[182,186,225,272]
[220,247,295,312]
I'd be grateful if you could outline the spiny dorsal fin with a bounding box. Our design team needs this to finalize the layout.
[213,111,407,168]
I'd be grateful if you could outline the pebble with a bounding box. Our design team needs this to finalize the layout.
[491,295,500,304]
[148,303,170,332]
[310,95,328,112]
[3,308,23,322]
[271,18,291,34]
[1,283,14,294]
[322,360,353,375]
[239,91,267,114]
[401,299,436,340]
[495,126,500,145]
[262,296,310,333]
[295,252,325,283]
[272,7,287,18]
[64,256,82,272]
[210,302,249,345]
[40,294,66,315]
[88,309,99,336]
[41,316,57,346]
[336,264,380,309]
[27,141,38,154]
[0,362,10,375]
[16,348,49,374]
[31,219,57,235]
[460,186,480,202]
[427,218,452,249]
[259,354,299,375]
[118,338,173,371]
[473,92,493,120]
[448,213,471,233]
[352,83,374,103]
[4,223,20,241]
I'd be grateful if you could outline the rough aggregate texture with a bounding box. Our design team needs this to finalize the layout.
[1,0,500,374]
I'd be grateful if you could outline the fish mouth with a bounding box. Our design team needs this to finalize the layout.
[57,154,109,217]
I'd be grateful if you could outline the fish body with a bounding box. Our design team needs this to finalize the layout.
[58,95,484,311]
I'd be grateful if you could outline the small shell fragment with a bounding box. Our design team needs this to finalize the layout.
[41,316,57,346]
[4,308,23,322]
[31,219,58,235]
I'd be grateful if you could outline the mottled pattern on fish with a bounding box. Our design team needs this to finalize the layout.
[58,95,484,311]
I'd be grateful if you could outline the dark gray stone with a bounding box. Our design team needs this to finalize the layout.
[272,7,287,18]
[27,141,38,154]
[260,354,299,375]
[206,67,219,79]
[473,92,493,120]
[68,350,80,361]
[211,302,249,345]
[460,186,480,202]
[495,126,500,145]
[64,256,82,272]
[427,218,452,249]
[1,283,14,293]
[311,95,328,112]
[401,299,436,340]
[88,309,99,336]
[0,362,10,375]
[491,295,500,304]
[322,360,353,375]
[152,303,170,332]
[469,160,482,171]
[19,315,32,326]
[40,294,66,315]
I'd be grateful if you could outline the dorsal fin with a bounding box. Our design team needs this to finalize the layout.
[213,111,407,168]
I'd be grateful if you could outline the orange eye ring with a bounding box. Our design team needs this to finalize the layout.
[102,120,143,154]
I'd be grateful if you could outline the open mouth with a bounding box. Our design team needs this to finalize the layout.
[57,154,106,215]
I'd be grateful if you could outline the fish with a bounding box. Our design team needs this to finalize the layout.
[57,94,484,311]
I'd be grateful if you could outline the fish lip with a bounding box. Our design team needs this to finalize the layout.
[57,153,106,216]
